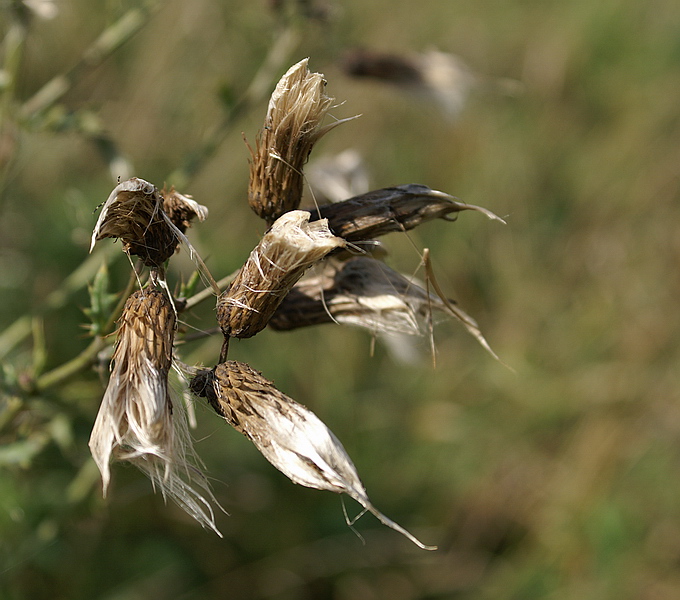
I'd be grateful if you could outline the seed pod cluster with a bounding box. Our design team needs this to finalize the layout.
[90,57,502,547]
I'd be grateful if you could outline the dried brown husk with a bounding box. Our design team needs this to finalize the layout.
[91,178,179,268]
[307,184,504,242]
[89,289,220,535]
[216,210,344,341]
[190,360,436,550]
[247,58,354,225]
[342,48,475,119]
[269,256,437,335]
[270,255,502,362]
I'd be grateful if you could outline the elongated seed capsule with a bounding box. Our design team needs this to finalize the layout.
[247,59,351,225]
[191,360,436,551]
[216,210,344,341]
[307,184,504,242]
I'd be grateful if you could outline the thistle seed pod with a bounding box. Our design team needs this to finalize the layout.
[342,48,475,119]
[191,361,436,550]
[216,210,344,341]
[90,178,208,270]
[89,289,220,535]
[271,254,502,362]
[269,256,440,335]
[308,184,504,242]
[248,58,352,224]
[306,149,370,204]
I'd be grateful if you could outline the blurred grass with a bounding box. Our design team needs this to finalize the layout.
[2,0,680,598]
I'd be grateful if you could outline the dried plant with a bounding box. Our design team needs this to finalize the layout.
[269,256,440,335]
[190,360,436,550]
[90,177,208,264]
[216,210,344,345]
[80,58,503,548]
[161,185,209,234]
[341,48,475,119]
[89,289,220,534]
[306,149,370,204]
[90,177,216,293]
[247,58,354,225]
[307,183,504,243]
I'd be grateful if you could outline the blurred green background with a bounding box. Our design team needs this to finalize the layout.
[2,0,680,598]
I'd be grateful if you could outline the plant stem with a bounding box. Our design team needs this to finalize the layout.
[33,337,107,393]
[182,270,239,312]
[0,245,119,362]
[19,3,159,119]
[30,262,141,394]
[167,26,301,189]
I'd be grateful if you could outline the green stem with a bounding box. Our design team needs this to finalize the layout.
[29,261,140,394]
[168,26,301,189]
[33,336,107,393]
[0,245,119,362]
[19,3,159,119]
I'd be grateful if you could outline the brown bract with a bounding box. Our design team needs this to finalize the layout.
[247,58,351,225]
[216,210,344,341]
[191,360,436,550]
[308,184,504,242]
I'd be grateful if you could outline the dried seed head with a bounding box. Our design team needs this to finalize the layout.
[248,58,350,224]
[161,186,209,234]
[269,256,441,335]
[308,184,504,242]
[191,361,436,550]
[89,289,220,535]
[342,48,475,119]
[306,149,370,204]
[91,178,180,269]
[271,254,502,362]
[217,210,344,340]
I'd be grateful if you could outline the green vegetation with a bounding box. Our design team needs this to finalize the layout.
[2,0,680,598]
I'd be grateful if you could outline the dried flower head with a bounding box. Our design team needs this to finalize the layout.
[216,210,344,342]
[271,253,502,362]
[91,178,180,269]
[306,149,370,204]
[247,58,352,224]
[342,48,475,119]
[269,256,439,335]
[89,289,220,534]
[308,184,504,243]
[191,360,436,550]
